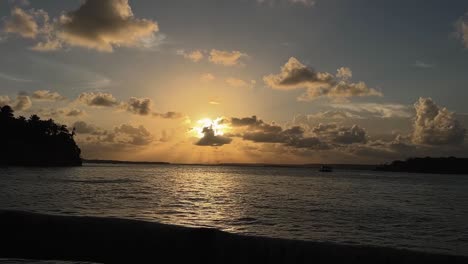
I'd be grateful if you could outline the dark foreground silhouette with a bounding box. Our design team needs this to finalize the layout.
[376,157,468,174]
[0,105,81,166]
[0,211,467,264]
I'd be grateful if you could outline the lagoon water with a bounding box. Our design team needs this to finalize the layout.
[1,164,468,257]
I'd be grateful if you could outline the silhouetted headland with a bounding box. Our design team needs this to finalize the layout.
[0,105,82,166]
[0,210,466,264]
[376,157,468,174]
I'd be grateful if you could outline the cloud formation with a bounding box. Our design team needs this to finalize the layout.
[153,112,184,119]
[412,97,466,145]
[196,126,233,146]
[209,49,248,66]
[58,0,159,52]
[312,123,368,144]
[78,92,119,107]
[73,121,101,135]
[455,12,468,48]
[124,97,152,115]
[330,102,413,118]
[0,93,32,111]
[226,78,256,88]
[32,90,66,101]
[2,0,160,52]
[177,49,204,62]
[3,7,40,38]
[264,57,382,100]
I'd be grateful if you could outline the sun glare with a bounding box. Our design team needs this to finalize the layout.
[193,117,229,138]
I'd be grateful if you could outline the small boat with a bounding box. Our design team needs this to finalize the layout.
[319,165,333,172]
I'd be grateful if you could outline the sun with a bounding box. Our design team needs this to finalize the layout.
[192,117,229,138]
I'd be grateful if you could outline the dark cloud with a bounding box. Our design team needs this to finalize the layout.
[263,57,382,100]
[230,116,329,149]
[124,97,152,115]
[3,0,160,52]
[412,97,466,145]
[78,92,119,107]
[153,111,184,119]
[59,0,159,52]
[196,126,232,146]
[73,121,99,134]
[32,90,66,101]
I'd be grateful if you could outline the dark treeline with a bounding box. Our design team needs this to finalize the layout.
[376,157,468,174]
[0,105,82,166]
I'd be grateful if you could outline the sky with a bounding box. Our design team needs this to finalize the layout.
[1,0,468,164]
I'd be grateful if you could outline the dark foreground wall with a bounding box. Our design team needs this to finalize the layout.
[0,211,467,264]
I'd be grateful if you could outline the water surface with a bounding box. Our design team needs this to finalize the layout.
[1,164,467,256]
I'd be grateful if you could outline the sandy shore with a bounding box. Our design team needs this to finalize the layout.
[0,210,467,264]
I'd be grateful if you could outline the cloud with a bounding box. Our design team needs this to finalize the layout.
[209,49,248,66]
[0,93,32,111]
[455,12,468,48]
[329,102,413,118]
[114,124,153,145]
[412,97,466,145]
[0,96,12,107]
[73,121,100,134]
[264,57,382,100]
[196,126,233,146]
[3,7,39,38]
[32,90,66,101]
[177,49,204,62]
[78,92,119,107]
[200,73,215,82]
[300,110,364,120]
[414,61,435,69]
[336,67,352,80]
[312,123,368,144]
[0,72,34,83]
[57,0,159,52]
[3,0,160,52]
[226,78,256,88]
[124,97,152,115]
[66,109,86,117]
[229,116,330,149]
[37,107,86,118]
[153,111,184,119]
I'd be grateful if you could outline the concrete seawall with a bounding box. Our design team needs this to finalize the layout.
[0,210,467,264]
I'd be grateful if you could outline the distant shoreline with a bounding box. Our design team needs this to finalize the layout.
[1,210,466,264]
[83,159,377,170]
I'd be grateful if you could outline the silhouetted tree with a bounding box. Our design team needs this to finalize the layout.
[0,106,82,166]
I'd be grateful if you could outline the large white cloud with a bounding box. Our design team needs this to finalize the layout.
[412,97,466,145]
